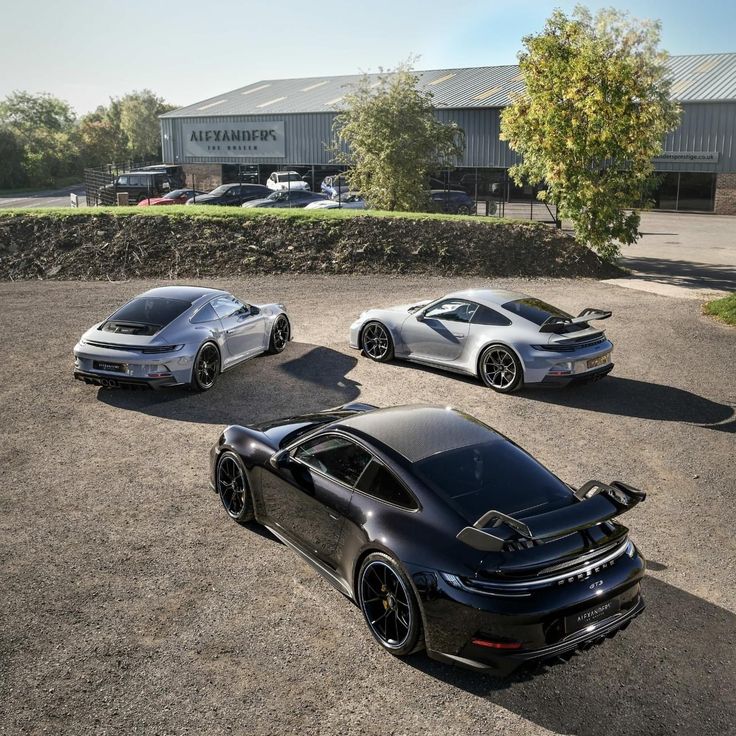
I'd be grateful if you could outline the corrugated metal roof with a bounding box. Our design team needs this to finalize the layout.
[161,53,736,118]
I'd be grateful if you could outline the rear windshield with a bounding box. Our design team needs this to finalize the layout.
[277,173,302,182]
[502,298,572,326]
[412,438,572,520]
[101,297,190,334]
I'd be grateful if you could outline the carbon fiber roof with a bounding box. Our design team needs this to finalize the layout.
[338,405,497,462]
[162,53,736,118]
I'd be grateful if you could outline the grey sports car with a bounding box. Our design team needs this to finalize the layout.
[74,286,290,391]
[349,288,613,392]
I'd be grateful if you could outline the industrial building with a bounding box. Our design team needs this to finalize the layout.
[160,52,736,214]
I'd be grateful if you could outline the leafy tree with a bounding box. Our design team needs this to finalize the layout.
[118,90,176,161]
[0,127,26,188]
[334,62,463,211]
[0,91,78,186]
[500,6,681,260]
[77,105,127,167]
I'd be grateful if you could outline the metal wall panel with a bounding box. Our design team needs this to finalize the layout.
[161,103,736,172]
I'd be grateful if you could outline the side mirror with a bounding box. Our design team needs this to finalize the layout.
[415,311,425,322]
[249,305,261,316]
[269,450,292,469]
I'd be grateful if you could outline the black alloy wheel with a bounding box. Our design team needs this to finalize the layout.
[192,342,220,392]
[266,315,290,354]
[358,553,422,656]
[479,344,523,393]
[361,322,394,362]
[216,451,254,523]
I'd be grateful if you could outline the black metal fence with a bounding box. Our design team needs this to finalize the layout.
[83,160,159,206]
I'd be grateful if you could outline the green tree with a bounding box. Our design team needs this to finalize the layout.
[118,90,176,161]
[334,62,463,211]
[500,6,681,260]
[0,127,26,188]
[0,91,78,186]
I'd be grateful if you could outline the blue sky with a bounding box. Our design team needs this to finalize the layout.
[1,0,734,114]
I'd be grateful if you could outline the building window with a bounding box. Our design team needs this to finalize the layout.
[652,172,716,212]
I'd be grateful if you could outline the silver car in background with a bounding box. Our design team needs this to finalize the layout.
[74,286,290,391]
[349,288,613,393]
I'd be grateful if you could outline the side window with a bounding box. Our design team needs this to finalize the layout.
[294,435,371,486]
[211,296,248,319]
[472,305,512,326]
[356,460,418,510]
[116,175,129,187]
[424,299,478,323]
[190,302,219,324]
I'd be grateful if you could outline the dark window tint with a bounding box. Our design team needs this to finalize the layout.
[424,299,478,323]
[211,296,247,320]
[472,305,512,326]
[501,298,571,326]
[191,302,218,323]
[414,439,573,520]
[294,435,371,486]
[356,461,417,509]
[117,176,129,186]
[104,297,190,331]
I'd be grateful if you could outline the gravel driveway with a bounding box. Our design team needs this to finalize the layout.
[1,276,734,736]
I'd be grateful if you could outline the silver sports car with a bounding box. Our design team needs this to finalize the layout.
[74,286,290,391]
[349,288,613,392]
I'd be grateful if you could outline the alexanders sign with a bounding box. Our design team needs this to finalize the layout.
[182,121,285,158]
[654,150,719,163]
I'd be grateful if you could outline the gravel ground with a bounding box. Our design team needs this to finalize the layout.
[0,276,734,736]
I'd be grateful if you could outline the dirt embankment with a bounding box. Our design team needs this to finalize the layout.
[0,212,622,280]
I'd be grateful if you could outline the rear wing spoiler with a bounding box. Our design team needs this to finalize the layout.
[539,308,612,333]
[456,480,646,552]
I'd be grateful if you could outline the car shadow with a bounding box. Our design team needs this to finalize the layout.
[98,342,361,425]
[405,576,736,735]
[523,376,735,432]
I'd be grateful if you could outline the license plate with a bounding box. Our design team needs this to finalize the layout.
[93,360,125,373]
[586,353,610,369]
[564,597,621,634]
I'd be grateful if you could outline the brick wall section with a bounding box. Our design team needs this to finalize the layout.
[714,173,736,215]
[181,164,222,192]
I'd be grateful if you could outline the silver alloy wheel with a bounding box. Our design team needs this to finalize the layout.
[363,323,390,360]
[272,316,289,351]
[360,560,413,649]
[482,346,518,389]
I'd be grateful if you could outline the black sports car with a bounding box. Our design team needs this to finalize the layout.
[210,404,646,674]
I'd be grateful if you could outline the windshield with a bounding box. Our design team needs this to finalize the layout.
[101,297,190,335]
[266,191,287,200]
[164,189,186,199]
[209,185,234,196]
[413,438,572,520]
[501,298,572,326]
[276,173,302,182]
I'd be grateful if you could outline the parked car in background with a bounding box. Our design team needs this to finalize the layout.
[139,164,186,189]
[305,193,366,210]
[350,288,615,393]
[99,171,172,205]
[137,189,206,206]
[210,402,646,674]
[242,190,328,208]
[266,171,310,191]
[74,286,291,392]
[320,175,350,198]
[428,189,476,215]
[186,184,271,206]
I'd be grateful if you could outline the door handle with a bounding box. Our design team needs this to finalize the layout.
[452,333,465,339]
[327,512,340,521]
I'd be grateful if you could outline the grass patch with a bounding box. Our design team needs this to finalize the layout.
[0,204,540,228]
[703,292,736,326]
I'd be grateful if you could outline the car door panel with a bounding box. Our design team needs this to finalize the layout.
[210,296,267,364]
[400,300,476,361]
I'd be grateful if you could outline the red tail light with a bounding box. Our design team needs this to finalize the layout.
[471,637,522,650]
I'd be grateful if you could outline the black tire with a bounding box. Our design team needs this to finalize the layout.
[457,205,472,215]
[357,552,423,657]
[191,341,220,392]
[266,314,290,354]
[216,451,254,524]
[361,321,394,362]
[478,343,523,393]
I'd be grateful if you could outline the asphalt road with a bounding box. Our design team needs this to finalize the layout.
[1,276,734,736]
[0,184,85,209]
